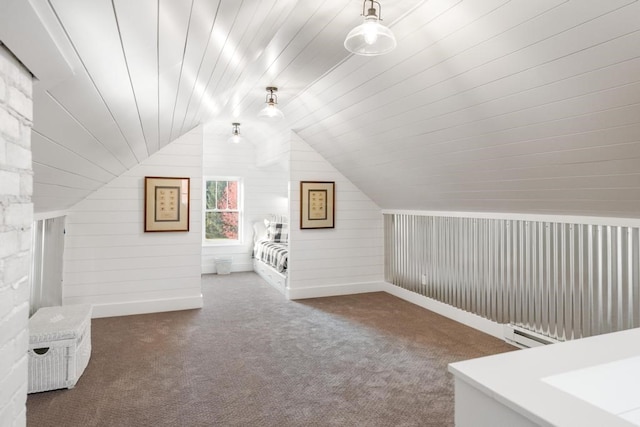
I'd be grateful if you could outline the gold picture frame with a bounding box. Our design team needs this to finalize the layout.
[144,176,190,232]
[300,181,335,229]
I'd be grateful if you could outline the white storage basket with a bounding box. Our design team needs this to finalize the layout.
[215,258,232,275]
[28,304,92,393]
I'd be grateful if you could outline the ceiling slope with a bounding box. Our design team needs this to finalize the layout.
[291,0,640,217]
[2,0,640,217]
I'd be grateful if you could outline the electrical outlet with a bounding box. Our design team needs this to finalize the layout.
[421,274,427,285]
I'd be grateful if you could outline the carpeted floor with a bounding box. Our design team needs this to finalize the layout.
[27,272,515,426]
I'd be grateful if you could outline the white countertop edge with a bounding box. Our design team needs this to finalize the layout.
[448,363,557,427]
[449,328,640,427]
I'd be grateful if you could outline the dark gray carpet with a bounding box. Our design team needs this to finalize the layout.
[27,272,514,426]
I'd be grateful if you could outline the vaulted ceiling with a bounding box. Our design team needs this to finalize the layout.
[2,0,640,217]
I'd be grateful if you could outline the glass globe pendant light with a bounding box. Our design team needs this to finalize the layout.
[228,123,242,144]
[344,0,396,56]
[258,87,284,120]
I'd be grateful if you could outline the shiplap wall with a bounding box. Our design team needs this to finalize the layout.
[201,123,288,274]
[63,127,203,318]
[287,132,384,298]
[0,43,31,427]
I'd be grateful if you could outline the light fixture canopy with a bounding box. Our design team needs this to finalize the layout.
[258,86,284,120]
[228,122,242,144]
[344,0,396,56]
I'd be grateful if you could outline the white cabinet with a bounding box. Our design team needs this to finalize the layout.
[453,379,538,427]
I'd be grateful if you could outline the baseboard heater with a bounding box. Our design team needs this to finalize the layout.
[504,324,559,348]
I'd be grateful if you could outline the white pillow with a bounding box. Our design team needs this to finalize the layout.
[253,221,268,244]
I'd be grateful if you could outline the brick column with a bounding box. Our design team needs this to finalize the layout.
[0,42,33,427]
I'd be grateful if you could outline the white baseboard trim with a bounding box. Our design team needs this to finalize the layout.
[287,281,386,300]
[286,280,504,340]
[91,295,204,318]
[380,282,504,340]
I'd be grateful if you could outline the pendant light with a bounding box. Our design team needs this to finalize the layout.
[228,123,242,144]
[344,0,396,56]
[258,87,284,120]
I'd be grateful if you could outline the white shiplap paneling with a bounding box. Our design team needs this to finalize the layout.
[291,0,640,217]
[63,127,203,318]
[287,132,384,298]
[3,0,640,218]
[201,122,288,274]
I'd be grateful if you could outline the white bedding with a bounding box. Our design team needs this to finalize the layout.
[253,240,288,273]
[252,217,289,273]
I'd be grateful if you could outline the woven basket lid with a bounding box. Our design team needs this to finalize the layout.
[29,304,92,344]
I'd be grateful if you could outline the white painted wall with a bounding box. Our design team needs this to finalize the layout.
[0,43,32,427]
[287,132,384,299]
[63,128,203,318]
[201,123,288,274]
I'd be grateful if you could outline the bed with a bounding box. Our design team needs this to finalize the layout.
[252,217,288,294]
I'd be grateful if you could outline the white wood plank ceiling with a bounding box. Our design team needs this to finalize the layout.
[2,0,640,217]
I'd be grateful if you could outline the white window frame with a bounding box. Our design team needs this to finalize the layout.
[202,176,243,246]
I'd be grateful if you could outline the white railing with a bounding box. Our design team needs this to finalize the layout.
[384,213,640,341]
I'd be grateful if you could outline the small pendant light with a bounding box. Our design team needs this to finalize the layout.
[228,123,242,144]
[258,87,284,120]
[344,0,396,56]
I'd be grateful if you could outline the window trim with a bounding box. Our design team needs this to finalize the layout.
[202,176,243,245]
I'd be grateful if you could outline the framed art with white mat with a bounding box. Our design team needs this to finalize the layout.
[300,181,335,229]
[144,176,190,232]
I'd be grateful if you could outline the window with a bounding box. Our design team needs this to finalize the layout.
[204,178,242,243]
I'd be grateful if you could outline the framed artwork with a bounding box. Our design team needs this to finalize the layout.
[300,181,335,229]
[144,176,190,232]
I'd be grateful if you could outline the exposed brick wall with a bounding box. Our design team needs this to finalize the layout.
[0,43,33,427]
